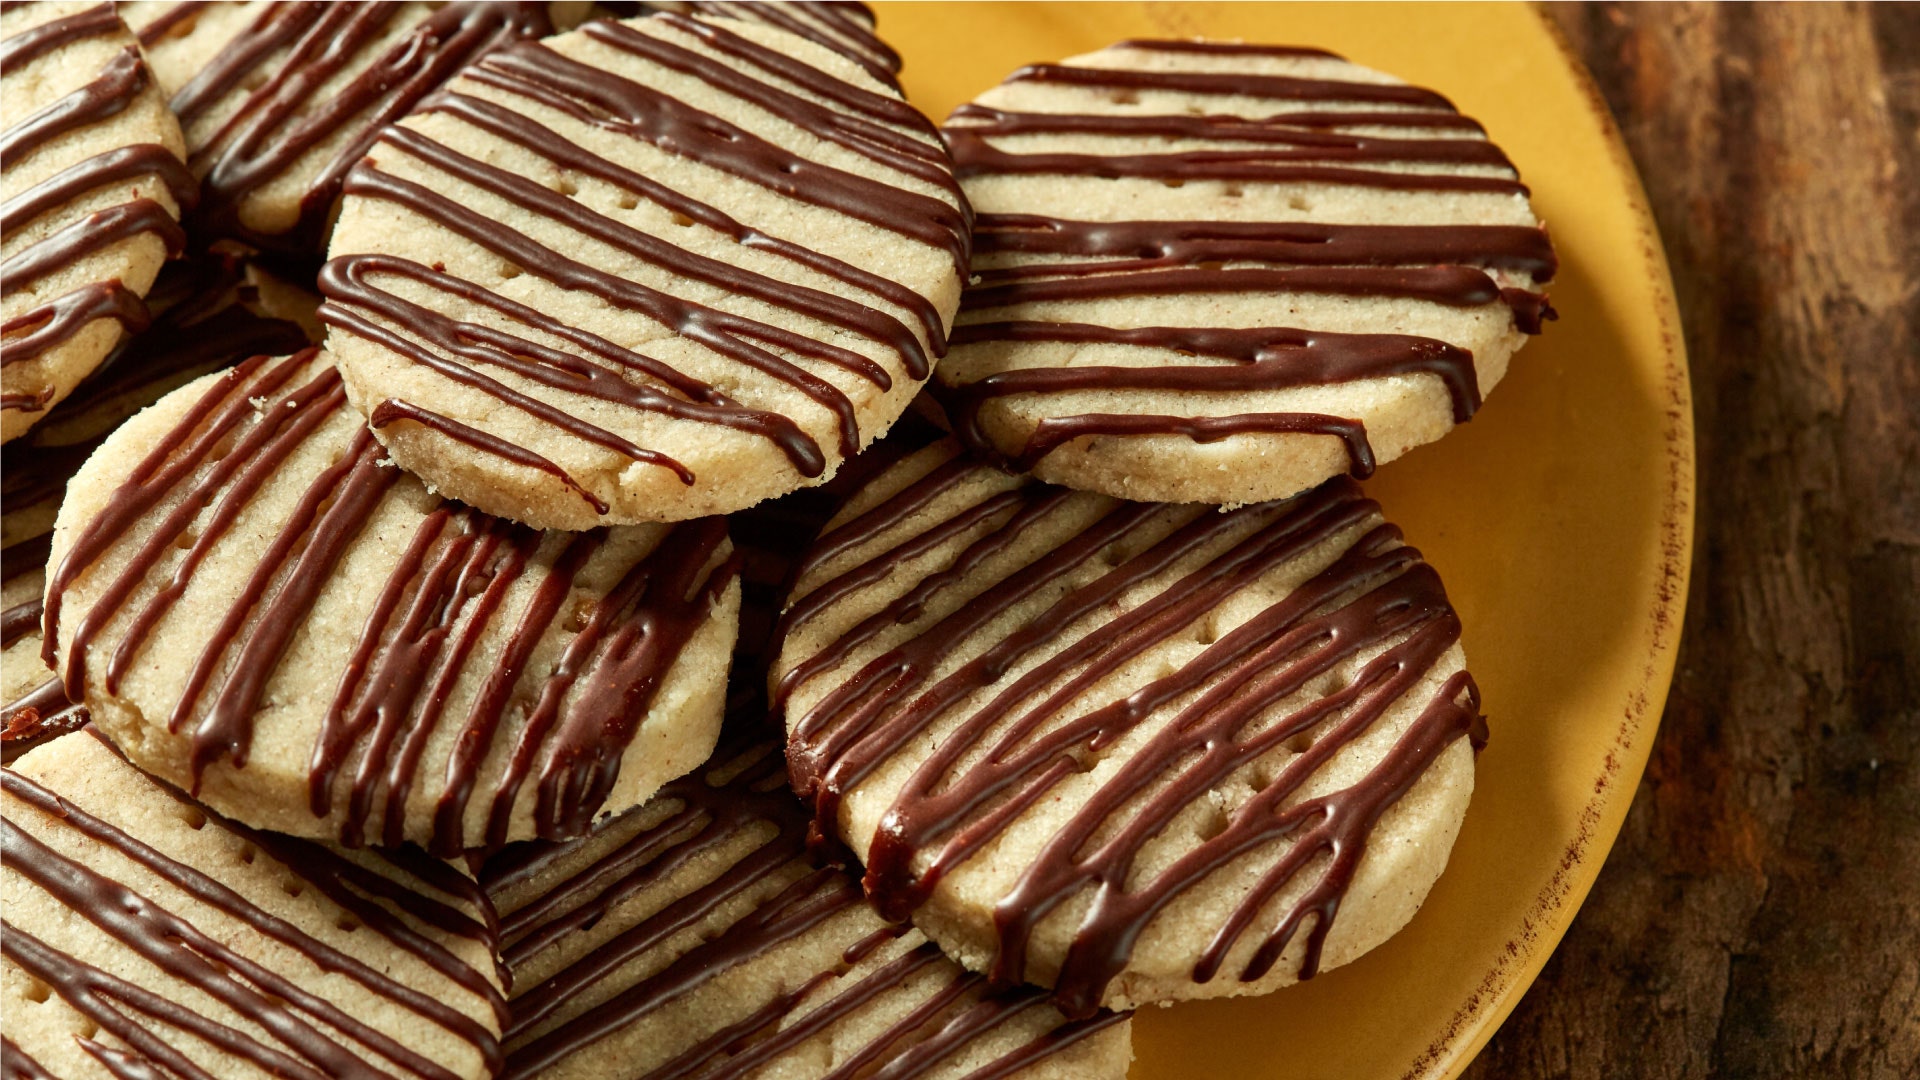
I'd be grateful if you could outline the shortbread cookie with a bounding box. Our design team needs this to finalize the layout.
[773,439,1486,1015]
[935,39,1556,505]
[1,1,192,443]
[1,728,506,1080]
[3,254,315,763]
[321,13,971,529]
[41,349,741,852]
[117,1,550,253]
[620,2,902,87]
[486,730,1131,1080]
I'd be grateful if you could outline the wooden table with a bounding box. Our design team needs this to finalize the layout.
[1463,5,1920,1076]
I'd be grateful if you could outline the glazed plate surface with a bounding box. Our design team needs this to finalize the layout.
[872,3,1695,1077]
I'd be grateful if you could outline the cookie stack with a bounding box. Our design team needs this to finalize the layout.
[2,6,1552,1078]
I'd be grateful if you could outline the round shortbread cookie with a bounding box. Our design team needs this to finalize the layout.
[626,2,902,88]
[1,728,506,1080]
[320,13,970,529]
[1,1,191,444]
[772,439,1485,1015]
[41,349,742,853]
[116,1,551,253]
[485,731,1131,1080]
[3,254,317,763]
[935,39,1556,506]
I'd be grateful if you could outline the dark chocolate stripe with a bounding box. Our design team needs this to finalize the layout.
[40,349,733,850]
[1,20,192,377]
[3,44,148,164]
[969,214,1557,282]
[785,450,1486,1017]
[690,0,901,88]
[371,398,623,512]
[0,680,84,766]
[174,1,549,252]
[0,197,186,294]
[0,2,118,73]
[1,598,41,649]
[0,143,196,238]
[1002,61,1458,108]
[416,88,947,354]
[489,727,1126,1079]
[947,135,1527,193]
[132,1,210,46]
[321,16,962,510]
[478,20,966,273]
[1,764,501,1077]
[962,263,1507,312]
[1112,38,1341,61]
[938,323,1475,472]
[1,257,305,761]
[948,103,1513,166]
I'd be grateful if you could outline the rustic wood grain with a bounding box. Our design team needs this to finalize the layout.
[1462,4,1920,1077]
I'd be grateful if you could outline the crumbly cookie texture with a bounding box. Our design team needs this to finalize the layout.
[0,729,507,1080]
[321,13,969,529]
[937,39,1556,506]
[3,254,315,763]
[117,1,551,253]
[773,439,1484,1015]
[486,734,1131,1080]
[42,349,740,853]
[1,0,190,443]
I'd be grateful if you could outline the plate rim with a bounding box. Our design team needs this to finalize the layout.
[1409,9,1698,1077]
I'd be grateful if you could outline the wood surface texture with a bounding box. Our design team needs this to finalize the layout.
[1465,5,1920,1077]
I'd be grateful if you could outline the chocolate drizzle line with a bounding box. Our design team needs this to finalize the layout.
[2,255,311,758]
[938,43,1554,474]
[39,351,737,852]
[1,6,194,395]
[781,445,1487,1017]
[169,0,550,253]
[486,728,1125,1079]
[319,13,965,512]
[1,737,504,1078]
[685,1,902,89]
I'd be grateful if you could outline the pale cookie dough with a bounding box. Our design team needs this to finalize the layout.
[486,733,1131,1080]
[41,350,740,853]
[2,253,314,762]
[773,439,1485,1015]
[937,39,1557,505]
[0,728,507,1080]
[117,1,551,253]
[321,13,970,529]
[1,1,190,443]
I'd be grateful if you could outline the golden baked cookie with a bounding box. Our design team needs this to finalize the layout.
[1,1,191,442]
[42,350,740,852]
[936,39,1556,505]
[321,13,969,529]
[774,438,1485,1015]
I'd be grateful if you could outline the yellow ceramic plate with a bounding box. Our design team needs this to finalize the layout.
[871,3,1695,1077]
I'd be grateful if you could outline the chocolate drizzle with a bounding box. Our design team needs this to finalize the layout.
[0,731,504,1078]
[681,1,903,89]
[486,729,1125,1079]
[779,444,1486,1017]
[2,254,311,759]
[169,0,550,253]
[1,6,194,404]
[39,351,738,852]
[937,40,1555,478]
[318,12,966,519]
